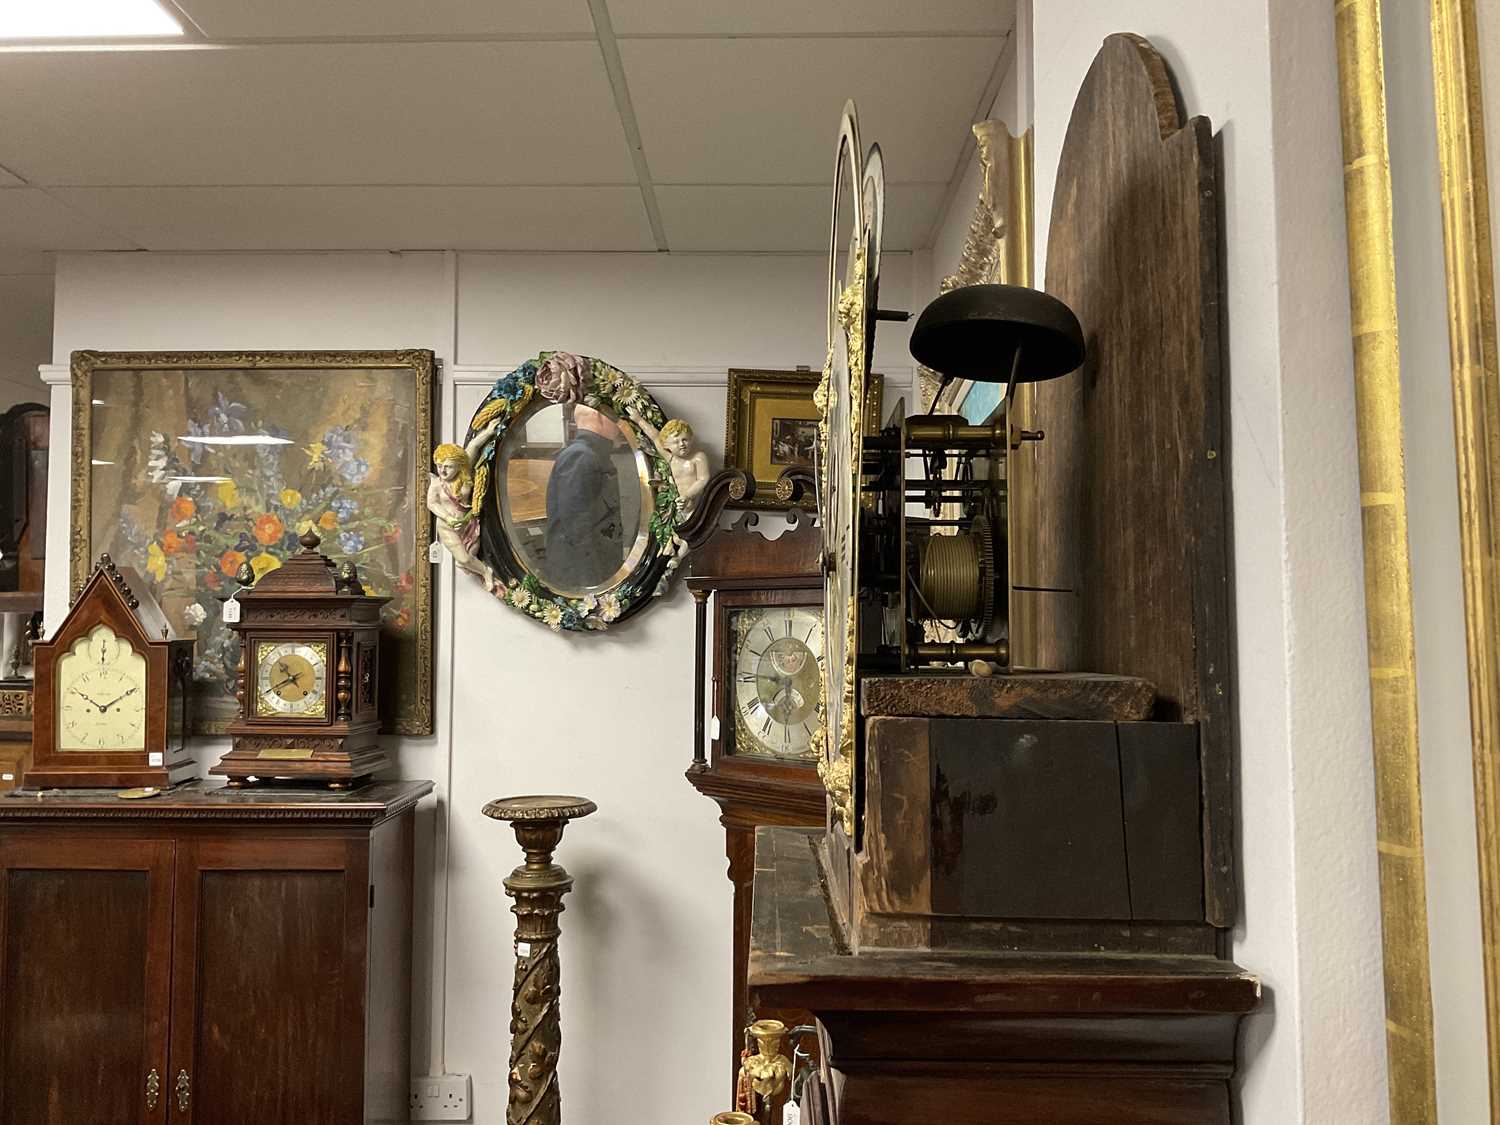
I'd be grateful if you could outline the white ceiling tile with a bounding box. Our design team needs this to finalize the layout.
[48,186,656,250]
[0,190,137,251]
[622,37,1004,184]
[0,42,634,186]
[176,0,595,38]
[657,183,946,252]
[609,0,1012,36]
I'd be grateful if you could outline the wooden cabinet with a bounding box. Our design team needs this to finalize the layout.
[0,780,431,1125]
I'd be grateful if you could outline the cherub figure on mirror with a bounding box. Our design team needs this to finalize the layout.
[428,419,501,592]
[626,408,711,516]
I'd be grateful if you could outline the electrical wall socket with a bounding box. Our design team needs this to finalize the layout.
[410,1074,471,1121]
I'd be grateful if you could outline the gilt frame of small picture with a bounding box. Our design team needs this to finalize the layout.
[724,368,882,511]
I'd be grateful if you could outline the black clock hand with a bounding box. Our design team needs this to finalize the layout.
[72,690,106,709]
[97,687,139,713]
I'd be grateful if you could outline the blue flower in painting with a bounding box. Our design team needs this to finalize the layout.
[491,372,527,401]
[340,458,370,485]
[339,531,365,554]
[323,425,357,464]
[560,607,582,630]
[331,498,359,520]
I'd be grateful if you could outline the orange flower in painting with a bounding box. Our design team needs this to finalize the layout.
[219,549,247,578]
[204,570,222,590]
[318,510,339,530]
[162,529,185,555]
[253,513,284,545]
[393,608,411,630]
[170,496,196,523]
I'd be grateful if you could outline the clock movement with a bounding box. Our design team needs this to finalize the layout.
[25,554,194,789]
[212,529,388,787]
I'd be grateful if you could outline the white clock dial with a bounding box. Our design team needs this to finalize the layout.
[56,623,148,752]
[254,641,328,718]
[731,607,824,760]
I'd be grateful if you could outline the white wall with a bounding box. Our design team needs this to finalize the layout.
[0,251,51,409]
[1029,4,1388,1124]
[46,247,916,1125]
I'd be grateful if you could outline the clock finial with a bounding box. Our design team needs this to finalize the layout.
[299,529,322,552]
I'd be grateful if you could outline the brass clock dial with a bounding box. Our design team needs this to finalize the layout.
[56,623,147,751]
[818,101,883,835]
[254,641,328,718]
[731,606,824,760]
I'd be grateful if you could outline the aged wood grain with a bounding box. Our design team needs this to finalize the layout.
[1015,33,1235,926]
[861,672,1155,721]
[750,826,1257,1125]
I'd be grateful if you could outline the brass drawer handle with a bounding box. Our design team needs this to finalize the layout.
[175,1069,190,1112]
[146,1069,160,1110]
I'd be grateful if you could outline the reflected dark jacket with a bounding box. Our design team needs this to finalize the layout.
[544,430,623,590]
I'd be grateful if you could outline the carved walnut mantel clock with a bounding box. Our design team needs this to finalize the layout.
[212,530,389,787]
[25,555,194,789]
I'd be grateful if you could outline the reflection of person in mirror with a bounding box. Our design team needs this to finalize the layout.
[628,409,711,515]
[429,419,500,592]
[544,405,624,591]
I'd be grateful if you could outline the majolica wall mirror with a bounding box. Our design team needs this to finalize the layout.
[430,351,739,632]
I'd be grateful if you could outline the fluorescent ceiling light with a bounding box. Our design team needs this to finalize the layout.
[90,459,114,466]
[169,475,232,483]
[0,0,182,39]
[178,434,293,446]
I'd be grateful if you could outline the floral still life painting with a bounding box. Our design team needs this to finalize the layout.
[70,350,435,735]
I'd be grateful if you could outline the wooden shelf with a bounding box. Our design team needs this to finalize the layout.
[0,592,42,613]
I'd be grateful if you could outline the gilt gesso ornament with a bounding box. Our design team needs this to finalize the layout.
[435,351,716,632]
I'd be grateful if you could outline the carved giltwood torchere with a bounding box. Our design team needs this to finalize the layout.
[483,794,597,1125]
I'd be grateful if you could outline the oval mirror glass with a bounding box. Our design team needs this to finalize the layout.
[495,401,652,596]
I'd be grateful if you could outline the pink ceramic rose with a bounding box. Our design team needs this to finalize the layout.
[536,351,589,404]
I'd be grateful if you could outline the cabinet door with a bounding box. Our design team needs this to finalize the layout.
[0,835,173,1125]
[168,836,368,1125]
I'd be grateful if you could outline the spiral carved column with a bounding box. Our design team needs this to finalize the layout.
[483,795,597,1125]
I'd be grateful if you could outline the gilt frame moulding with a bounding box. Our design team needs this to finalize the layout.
[1430,0,1500,1119]
[68,349,437,736]
[1334,2,1441,1121]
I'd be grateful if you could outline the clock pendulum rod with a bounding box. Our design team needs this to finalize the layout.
[482,795,598,1125]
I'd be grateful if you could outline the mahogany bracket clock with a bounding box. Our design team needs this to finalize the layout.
[212,530,388,788]
[26,554,194,789]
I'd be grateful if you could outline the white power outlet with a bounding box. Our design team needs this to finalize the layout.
[410,1074,471,1121]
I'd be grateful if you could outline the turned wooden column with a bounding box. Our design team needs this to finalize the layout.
[483,795,597,1125]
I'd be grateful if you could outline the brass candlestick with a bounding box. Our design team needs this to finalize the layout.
[483,794,597,1125]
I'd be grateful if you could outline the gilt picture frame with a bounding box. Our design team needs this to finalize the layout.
[725,368,882,510]
[69,349,436,736]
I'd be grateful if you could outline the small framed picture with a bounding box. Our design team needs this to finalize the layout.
[724,369,884,510]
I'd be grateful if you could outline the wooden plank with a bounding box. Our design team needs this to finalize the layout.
[1016,33,1235,925]
[749,827,1257,1015]
[1118,722,1204,921]
[860,718,933,929]
[862,672,1155,721]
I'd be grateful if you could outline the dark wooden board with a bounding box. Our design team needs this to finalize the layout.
[1014,33,1234,925]
[929,719,1130,919]
[0,778,431,824]
[1120,722,1204,921]
[862,672,1155,721]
